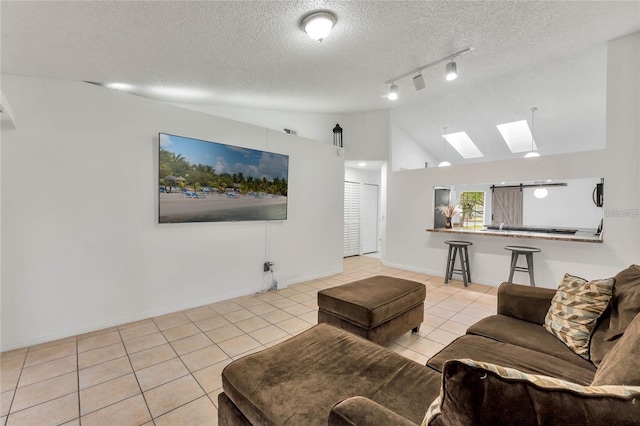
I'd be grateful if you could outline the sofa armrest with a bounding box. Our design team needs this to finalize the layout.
[497,282,556,325]
[328,396,418,426]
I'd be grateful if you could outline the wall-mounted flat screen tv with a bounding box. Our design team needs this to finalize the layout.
[159,133,288,223]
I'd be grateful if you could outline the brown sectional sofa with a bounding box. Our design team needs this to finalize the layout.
[219,265,640,425]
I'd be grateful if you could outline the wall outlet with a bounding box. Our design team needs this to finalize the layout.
[263,262,273,272]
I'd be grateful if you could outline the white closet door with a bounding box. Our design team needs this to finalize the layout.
[361,184,378,254]
[344,181,361,257]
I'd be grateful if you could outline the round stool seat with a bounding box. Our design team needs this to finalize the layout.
[504,246,541,286]
[504,246,541,254]
[444,241,472,287]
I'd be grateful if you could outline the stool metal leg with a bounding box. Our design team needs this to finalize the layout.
[508,252,518,283]
[449,247,458,281]
[460,247,468,287]
[526,253,535,286]
[445,245,453,284]
[463,246,471,284]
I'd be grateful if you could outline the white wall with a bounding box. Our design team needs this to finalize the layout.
[340,110,390,161]
[384,33,639,288]
[522,178,603,229]
[391,124,438,171]
[0,76,344,350]
[175,103,340,146]
[344,167,381,186]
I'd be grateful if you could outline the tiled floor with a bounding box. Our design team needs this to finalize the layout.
[0,256,497,426]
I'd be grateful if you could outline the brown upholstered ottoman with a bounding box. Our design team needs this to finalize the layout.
[317,276,426,345]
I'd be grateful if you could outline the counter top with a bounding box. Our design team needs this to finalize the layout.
[426,227,603,243]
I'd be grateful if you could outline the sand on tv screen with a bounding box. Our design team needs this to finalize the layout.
[159,133,289,223]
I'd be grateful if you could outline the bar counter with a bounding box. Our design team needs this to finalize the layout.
[426,227,603,243]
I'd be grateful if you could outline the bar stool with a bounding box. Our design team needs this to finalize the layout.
[504,246,541,286]
[444,241,472,287]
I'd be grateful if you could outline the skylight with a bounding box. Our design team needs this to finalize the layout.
[496,120,537,153]
[443,131,484,159]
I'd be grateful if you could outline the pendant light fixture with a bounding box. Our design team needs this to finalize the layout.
[445,61,458,81]
[524,107,540,158]
[438,127,452,167]
[301,11,337,41]
[388,84,399,100]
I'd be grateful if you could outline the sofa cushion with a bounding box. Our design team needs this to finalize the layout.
[543,273,614,360]
[467,315,595,369]
[592,312,640,386]
[222,323,441,425]
[317,276,426,328]
[329,397,416,426]
[422,359,640,426]
[590,264,640,366]
[427,335,595,385]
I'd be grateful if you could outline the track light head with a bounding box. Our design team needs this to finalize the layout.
[388,84,399,101]
[445,61,458,81]
[413,73,425,91]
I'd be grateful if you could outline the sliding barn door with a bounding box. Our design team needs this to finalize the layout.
[492,187,523,226]
[344,181,361,257]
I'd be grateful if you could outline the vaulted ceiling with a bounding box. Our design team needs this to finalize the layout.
[2,1,639,163]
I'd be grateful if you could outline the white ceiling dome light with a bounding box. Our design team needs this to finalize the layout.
[534,188,548,198]
[301,11,337,41]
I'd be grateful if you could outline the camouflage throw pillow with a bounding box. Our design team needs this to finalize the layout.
[544,274,614,360]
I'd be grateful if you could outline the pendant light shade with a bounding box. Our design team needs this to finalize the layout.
[388,84,399,100]
[534,188,548,199]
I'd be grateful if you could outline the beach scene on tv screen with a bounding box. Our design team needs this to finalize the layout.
[159,133,288,223]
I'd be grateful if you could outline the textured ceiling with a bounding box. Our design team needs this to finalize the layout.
[2,1,639,163]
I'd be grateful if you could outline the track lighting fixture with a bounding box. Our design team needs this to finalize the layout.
[301,11,337,41]
[384,47,472,100]
[524,107,541,158]
[388,84,399,101]
[445,61,457,81]
[438,127,452,167]
[413,73,426,91]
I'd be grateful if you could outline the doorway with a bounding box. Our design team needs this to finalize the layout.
[343,181,379,257]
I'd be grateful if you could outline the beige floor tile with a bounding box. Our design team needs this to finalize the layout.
[6,393,77,426]
[282,303,314,316]
[433,299,470,312]
[232,345,267,360]
[154,395,217,426]
[1,390,13,417]
[79,373,140,416]
[234,316,270,333]
[302,299,318,309]
[0,355,26,373]
[195,316,231,332]
[77,331,122,353]
[118,322,159,341]
[408,338,445,359]
[248,325,290,345]
[297,311,318,325]
[170,334,213,356]
[135,358,189,392]
[288,292,315,303]
[80,394,150,426]
[260,309,293,324]
[425,306,458,319]
[153,313,191,331]
[246,303,278,316]
[129,344,176,371]
[78,342,127,369]
[437,321,468,336]
[268,297,297,309]
[18,355,77,388]
[426,328,460,346]
[23,342,76,368]
[400,349,429,365]
[392,332,422,348]
[123,332,168,354]
[449,312,483,326]
[1,349,27,359]
[234,296,264,309]
[1,370,20,393]
[28,336,76,353]
[180,346,228,373]
[144,375,204,418]
[275,317,310,334]
[79,356,132,390]
[209,301,243,315]
[192,360,232,394]
[117,319,154,331]
[264,336,290,348]
[60,418,80,426]
[217,335,261,358]
[256,292,283,302]
[222,309,255,324]
[205,324,245,344]
[274,288,299,298]
[76,327,118,341]
[422,314,448,329]
[11,372,77,413]
[184,307,218,323]
[412,324,436,337]
[161,323,201,342]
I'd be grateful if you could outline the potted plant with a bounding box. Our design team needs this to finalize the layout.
[437,204,462,229]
